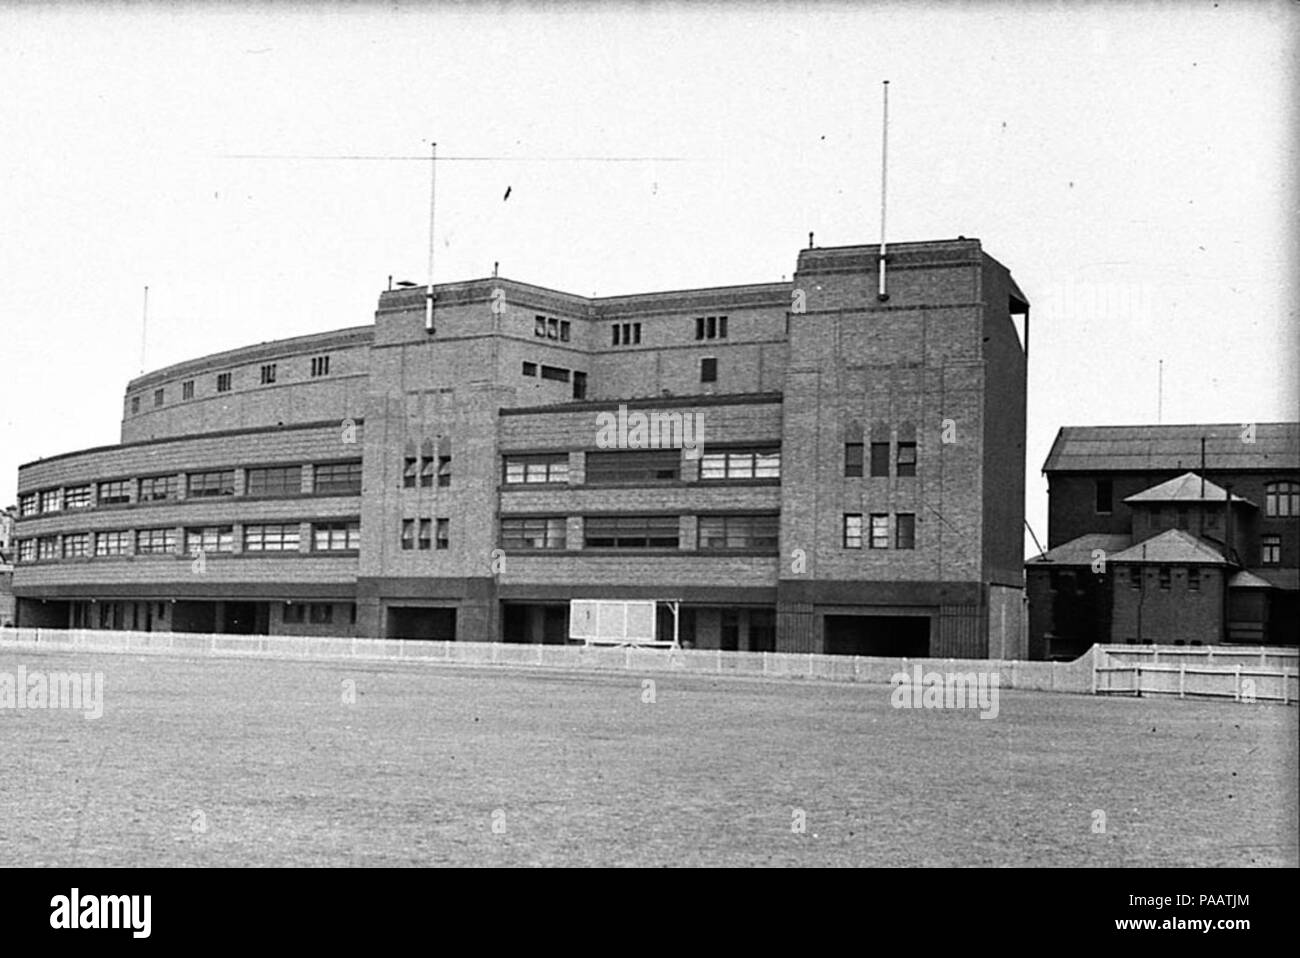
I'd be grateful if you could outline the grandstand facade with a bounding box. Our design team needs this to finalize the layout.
[12,238,1029,657]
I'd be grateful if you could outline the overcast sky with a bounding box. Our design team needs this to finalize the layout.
[1,1,1295,555]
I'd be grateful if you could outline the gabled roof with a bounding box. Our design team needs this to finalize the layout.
[1108,529,1230,565]
[1229,570,1274,589]
[1124,471,1256,506]
[1027,533,1131,566]
[1042,422,1299,473]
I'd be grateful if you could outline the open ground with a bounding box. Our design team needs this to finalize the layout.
[1,650,1295,867]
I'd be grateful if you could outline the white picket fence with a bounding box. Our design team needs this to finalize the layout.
[1095,645,1298,704]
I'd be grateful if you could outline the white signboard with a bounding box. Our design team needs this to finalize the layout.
[569,599,659,645]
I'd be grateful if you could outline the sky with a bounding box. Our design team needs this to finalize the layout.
[1,0,1296,557]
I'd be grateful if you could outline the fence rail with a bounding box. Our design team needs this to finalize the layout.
[0,628,1294,704]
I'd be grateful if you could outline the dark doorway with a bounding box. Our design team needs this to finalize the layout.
[824,614,930,656]
[503,604,529,643]
[387,606,457,641]
[747,609,776,652]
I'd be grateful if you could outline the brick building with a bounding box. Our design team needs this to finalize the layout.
[1026,423,1300,658]
[12,237,1029,657]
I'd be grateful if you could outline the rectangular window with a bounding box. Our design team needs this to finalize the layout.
[547,317,559,340]
[1096,479,1114,515]
[869,442,890,478]
[435,517,449,550]
[843,514,863,549]
[418,518,432,550]
[243,523,300,552]
[437,455,452,487]
[503,454,569,485]
[585,449,680,484]
[62,533,89,558]
[697,514,778,551]
[895,513,916,550]
[1129,566,1142,590]
[500,517,567,550]
[869,514,890,549]
[187,470,234,498]
[131,395,140,415]
[1261,535,1282,565]
[310,355,331,377]
[37,536,59,561]
[313,521,360,552]
[98,480,132,505]
[216,372,232,392]
[573,370,588,400]
[695,317,705,341]
[611,325,621,346]
[583,515,678,549]
[64,486,92,509]
[522,361,537,377]
[706,316,717,339]
[718,316,727,338]
[39,489,61,513]
[1187,567,1200,592]
[313,461,362,496]
[153,388,164,407]
[418,456,434,488]
[17,539,35,563]
[844,443,864,478]
[896,442,917,477]
[540,365,570,383]
[560,320,571,342]
[95,531,131,557]
[403,457,417,489]
[245,465,302,498]
[699,448,781,481]
[401,519,415,551]
[1158,566,1171,590]
[700,357,717,382]
[260,363,277,385]
[309,603,333,625]
[18,493,38,517]
[535,316,547,337]
[1265,482,1300,517]
[138,475,176,502]
[283,604,306,624]
[136,528,177,555]
[185,526,234,554]
[182,380,195,399]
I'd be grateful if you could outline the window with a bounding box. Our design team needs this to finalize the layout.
[843,514,863,549]
[17,539,34,563]
[62,533,89,558]
[138,475,176,502]
[611,325,620,346]
[260,363,277,385]
[314,461,362,496]
[1155,566,1171,590]
[896,513,916,550]
[547,317,559,340]
[844,443,864,478]
[1261,535,1281,565]
[560,320,571,342]
[185,526,234,554]
[1265,481,1300,517]
[522,361,537,377]
[187,470,234,498]
[585,449,680,483]
[98,480,132,505]
[700,357,717,383]
[309,603,333,624]
[310,355,331,377]
[313,521,360,552]
[216,372,232,393]
[700,448,780,480]
[718,316,728,339]
[418,456,434,488]
[401,519,415,551]
[1187,567,1200,592]
[435,517,449,550]
[500,517,567,550]
[403,457,417,489]
[18,493,38,517]
[64,486,91,509]
[136,528,177,555]
[697,514,778,551]
[153,388,164,407]
[869,514,889,549]
[95,531,131,557]
[573,370,588,400]
[503,454,569,485]
[245,465,302,497]
[418,519,432,550]
[437,455,452,487]
[37,536,59,561]
[1175,506,1189,530]
[613,322,641,346]
[896,442,917,477]
[583,515,678,549]
[869,442,890,478]
[1128,567,1142,590]
[39,489,61,513]
[283,604,306,624]
[695,316,728,340]
[131,396,140,414]
[535,316,547,337]
[243,523,300,552]
[1096,479,1114,515]
[540,365,570,383]
[182,380,195,399]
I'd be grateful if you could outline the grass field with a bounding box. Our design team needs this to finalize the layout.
[1,649,1295,867]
